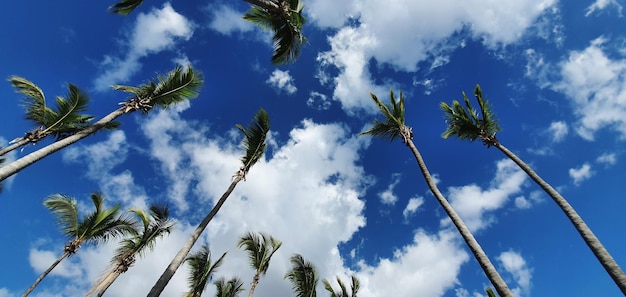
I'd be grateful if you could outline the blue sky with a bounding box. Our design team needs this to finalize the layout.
[1,0,626,296]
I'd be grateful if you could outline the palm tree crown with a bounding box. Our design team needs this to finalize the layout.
[323,275,360,297]
[284,254,318,297]
[215,277,245,297]
[360,90,412,144]
[238,232,282,297]
[185,246,227,297]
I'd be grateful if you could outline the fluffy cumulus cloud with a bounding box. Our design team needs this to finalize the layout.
[569,163,594,185]
[29,248,82,278]
[596,152,617,166]
[555,37,626,140]
[498,250,532,296]
[403,196,425,220]
[93,3,194,91]
[207,3,254,35]
[312,0,558,113]
[585,0,623,17]
[378,173,402,205]
[445,159,527,232]
[547,121,568,142]
[266,70,298,95]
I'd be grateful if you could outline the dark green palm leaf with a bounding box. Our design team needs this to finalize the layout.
[214,277,245,297]
[236,108,270,171]
[285,254,318,297]
[48,84,94,139]
[441,84,500,141]
[185,246,227,297]
[44,194,80,236]
[109,0,145,15]
[323,275,359,297]
[114,205,174,263]
[9,76,54,129]
[238,232,282,275]
[360,90,406,142]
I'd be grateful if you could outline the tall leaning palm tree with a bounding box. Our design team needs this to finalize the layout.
[361,90,514,297]
[323,275,360,297]
[284,254,318,297]
[85,205,174,297]
[185,246,227,297]
[441,84,626,295]
[0,77,99,157]
[214,277,246,297]
[0,66,203,182]
[146,109,271,297]
[109,0,306,65]
[22,193,134,297]
[238,232,282,297]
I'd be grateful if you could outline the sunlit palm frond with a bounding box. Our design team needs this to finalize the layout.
[185,246,227,297]
[109,0,145,15]
[285,254,318,297]
[236,108,270,171]
[214,277,245,297]
[78,194,135,245]
[9,76,53,128]
[114,205,173,263]
[44,194,80,236]
[360,90,406,142]
[48,84,94,139]
[441,84,500,141]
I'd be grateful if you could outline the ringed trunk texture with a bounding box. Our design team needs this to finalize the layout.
[0,108,127,182]
[496,142,626,294]
[406,139,514,297]
[146,178,242,297]
[22,251,70,297]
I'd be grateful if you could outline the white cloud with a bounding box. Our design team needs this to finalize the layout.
[378,173,401,205]
[445,159,527,232]
[498,250,532,295]
[596,152,617,165]
[307,91,332,110]
[207,4,254,35]
[547,121,568,142]
[29,248,82,278]
[313,0,558,113]
[585,0,623,17]
[93,3,194,91]
[514,196,532,209]
[403,196,425,219]
[569,163,594,185]
[555,37,626,140]
[266,70,297,95]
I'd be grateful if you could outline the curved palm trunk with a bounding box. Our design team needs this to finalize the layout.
[146,177,243,297]
[0,108,126,182]
[85,269,122,297]
[405,139,514,297]
[22,251,70,297]
[495,142,626,294]
[0,138,31,157]
[248,274,260,297]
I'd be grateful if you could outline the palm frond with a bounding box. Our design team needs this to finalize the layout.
[323,275,360,297]
[236,108,270,171]
[214,277,245,297]
[441,84,500,142]
[360,91,406,142]
[48,84,94,139]
[285,254,318,297]
[109,0,145,15]
[43,194,79,236]
[185,246,227,297]
[238,232,282,275]
[114,205,173,263]
[9,76,53,128]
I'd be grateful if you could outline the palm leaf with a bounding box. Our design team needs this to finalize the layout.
[48,84,94,139]
[360,90,406,142]
[238,232,282,275]
[214,277,245,297]
[236,108,270,171]
[185,246,227,297]
[9,76,54,128]
[44,194,79,236]
[285,254,318,297]
[109,0,145,15]
[441,84,500,141]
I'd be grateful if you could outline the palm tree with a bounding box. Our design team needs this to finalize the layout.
[22,193,134,297]
[323,275,360,297]
[85,204,174,297]
[0,77,98,156]
[0,66,203,182]
[185,246,228,297]
[109,0,306,65]
[285,254,318,297]
[361,90,514,297]
[146,109,271,297]
[214,277,245,297]
[238,232,282,297]
[441,84,626,294]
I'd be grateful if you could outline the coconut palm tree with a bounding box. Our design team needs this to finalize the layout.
[85,204,174,297]
[0,77,98,157]
[0,66,203,182]
[285,254,318,297]
[323,275,360,297]
[185,245,228,297]
[109,0,306,65]
[215,277,245,297]
[441,84,626,295]
[238,232,282,297]
[146,109,271,297]
[361,90,514,297]
[22,193,134,297]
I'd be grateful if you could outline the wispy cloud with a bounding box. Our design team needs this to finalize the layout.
[498,250,532,296]
[548,121,568,142]
[378,173,402,205]
[585,0,623,17]
[403,196,425,220]
[266,70,297,95]
[569,163,594,185]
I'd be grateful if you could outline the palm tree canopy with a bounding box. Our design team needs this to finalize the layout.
[243,0,307,64]
[440,84,500,144]
[185,246,227,297]
[109,0,144,15]
[113,204,174,263]
[113,66,204,113]
[360,89,409,143]
[236,108,270,174]
[285,254,318,297]
[9,76,96,140]
[237,232,282,276]
[44,193,134,248]
[323,275,360,297]
[215,277,245,297]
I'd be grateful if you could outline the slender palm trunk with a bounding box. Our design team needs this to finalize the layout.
[146,177,243,297]
[495,142,626,294]
[405,139,514,297]
[22,251,70,297]
[85,265,124,297]
[0,138,30,157]
[0,108,126,182]
[248,274,260,297]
